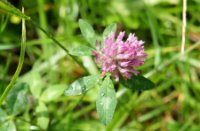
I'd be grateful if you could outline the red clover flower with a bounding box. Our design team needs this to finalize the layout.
[92,31,147,81]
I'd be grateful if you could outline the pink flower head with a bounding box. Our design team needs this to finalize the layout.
[92,31,147,81]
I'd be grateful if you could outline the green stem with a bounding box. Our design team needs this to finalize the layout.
[146,7,161,67]
[0,8,26,107]
[0,53,12,94]
[30,20,89,74]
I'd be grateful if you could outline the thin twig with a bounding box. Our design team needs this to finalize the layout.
[181,0,187,55]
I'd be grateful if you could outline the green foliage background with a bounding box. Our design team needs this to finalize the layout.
[0,0,200,130]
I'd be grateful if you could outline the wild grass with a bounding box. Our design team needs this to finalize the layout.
[0,0,200,130]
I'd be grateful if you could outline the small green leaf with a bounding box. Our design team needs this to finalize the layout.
[65,75,99,96]
[69,45,93,56]
[16,113,30,131]
[0,108,7,122]
[79,19,97,47]
[120,75,155,91]
[22,71,43,98]
[40,84,66,102]
[5,82,29,115]
[96,75,117,125]
[36,102,49,130]
[103,23,117,40]
[0,120,16,131]
[0,109,16,131]
[0,1,30,20]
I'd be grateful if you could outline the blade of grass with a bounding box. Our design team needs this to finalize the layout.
[0,53,12,95]
[37,0,51,60]
[0,14,9,32]
[145,41,200,78]
[181,0,187,55]
[0,7,26,107]
[0,1,30,20]
[0,37,65,50]
[138,105,168,122]
[146,7,161,67]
